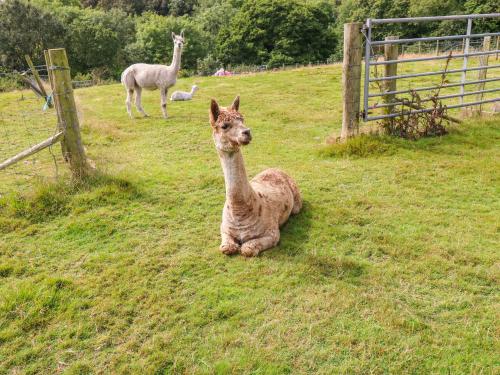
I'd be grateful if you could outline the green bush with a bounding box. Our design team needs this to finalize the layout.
[0,75,22,92]
[216,0,336,67]
[267,52,294,69]
[320,135,395,158]
[126,13,209,70]
[0,0,66,69]
[196,54,221,75]
[55,7,135,77]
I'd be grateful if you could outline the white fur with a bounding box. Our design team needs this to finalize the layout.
[121,31,185,119]
[170,85,198,101]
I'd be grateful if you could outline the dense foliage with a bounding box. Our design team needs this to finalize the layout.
[58,7,135,75]
[125,13,208,70]
[216,0,336,67]
[0,0,498,78]
[0,0,65,68]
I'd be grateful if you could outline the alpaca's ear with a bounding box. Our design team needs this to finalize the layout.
[209,99,220,126]
[230,95,240,111]
[171,32,175,41]
[180,29,185,38]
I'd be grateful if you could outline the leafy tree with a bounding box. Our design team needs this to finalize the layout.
[81,0,198,16]
[464,0,500,33]
[31,0,81,7]
[216,0,336,66]
[194,0,239,37]
[169,0,198,16]
[0,0,66,69]
[56,6,135,75]
[81,0,170,15]
[336,0,412,41]
[125,13,208,70]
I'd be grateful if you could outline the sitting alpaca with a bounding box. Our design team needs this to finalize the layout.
[209,96,302,257]
[170,85,198,101]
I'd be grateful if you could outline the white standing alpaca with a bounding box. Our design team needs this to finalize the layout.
[121,31,185,119]
[170,85,198,101]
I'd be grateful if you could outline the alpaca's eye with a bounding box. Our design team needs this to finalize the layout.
[221,123,230,130]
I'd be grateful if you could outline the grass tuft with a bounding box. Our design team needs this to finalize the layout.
[0,172,138,226]
[320,134,395,158]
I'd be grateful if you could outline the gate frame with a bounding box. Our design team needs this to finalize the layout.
[361,13,500,123]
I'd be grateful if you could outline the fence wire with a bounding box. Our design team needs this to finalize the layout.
[0,65,64,194]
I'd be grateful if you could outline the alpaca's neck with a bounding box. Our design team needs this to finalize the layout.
[190,87,196,95]
[218,150,253,204]
[170,45,182,71]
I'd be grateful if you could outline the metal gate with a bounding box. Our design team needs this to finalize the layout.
[362,13,500,122]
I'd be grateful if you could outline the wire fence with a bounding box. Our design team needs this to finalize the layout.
[0,64,64,193]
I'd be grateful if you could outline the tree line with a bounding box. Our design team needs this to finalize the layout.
[0,0,497,80]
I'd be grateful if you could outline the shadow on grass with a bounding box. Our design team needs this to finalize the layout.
[305,253,366,281]
[270,200,367,283]
[0,172,140,230]
[275,200,313,257]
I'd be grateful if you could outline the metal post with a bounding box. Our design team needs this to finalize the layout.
[363,19,372,121]
[460,17,472,105]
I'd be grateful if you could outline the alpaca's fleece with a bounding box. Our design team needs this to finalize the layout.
[210,96,302,257]
[121,32,185,119]
[170,85,198,101]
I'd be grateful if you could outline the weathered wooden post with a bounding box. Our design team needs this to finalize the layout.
[435,40,439,56]
[341,22,363,140]
[474,36,491,114]
[46,48,92,179]
[25,55,51,106]
[43,50,54,88]
[495,36,499,60]
[383,36,399,122]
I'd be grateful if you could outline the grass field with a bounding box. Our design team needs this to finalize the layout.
[0,63,499,374]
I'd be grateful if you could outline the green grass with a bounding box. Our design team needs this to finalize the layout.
[0,64,499,374]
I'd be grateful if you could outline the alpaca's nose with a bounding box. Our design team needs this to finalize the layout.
[242,129,251,137]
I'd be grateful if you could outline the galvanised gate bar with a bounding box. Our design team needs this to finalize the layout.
[362,13,500,122]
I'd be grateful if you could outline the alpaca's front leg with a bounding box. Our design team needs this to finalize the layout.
[220,230,240,255]
[241,229,280,257]
[161,88,168,119]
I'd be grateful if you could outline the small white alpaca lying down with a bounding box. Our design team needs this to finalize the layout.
[170,85,198,101]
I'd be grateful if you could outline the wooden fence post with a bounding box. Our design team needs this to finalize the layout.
[383,36,399,122]
[474,36,491,114]
[341,22,363,140]
[43,50,54,88]
[496,36,499,60]
[435,40,439,56]
[25,55,50,105]
[46,48,92,179]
